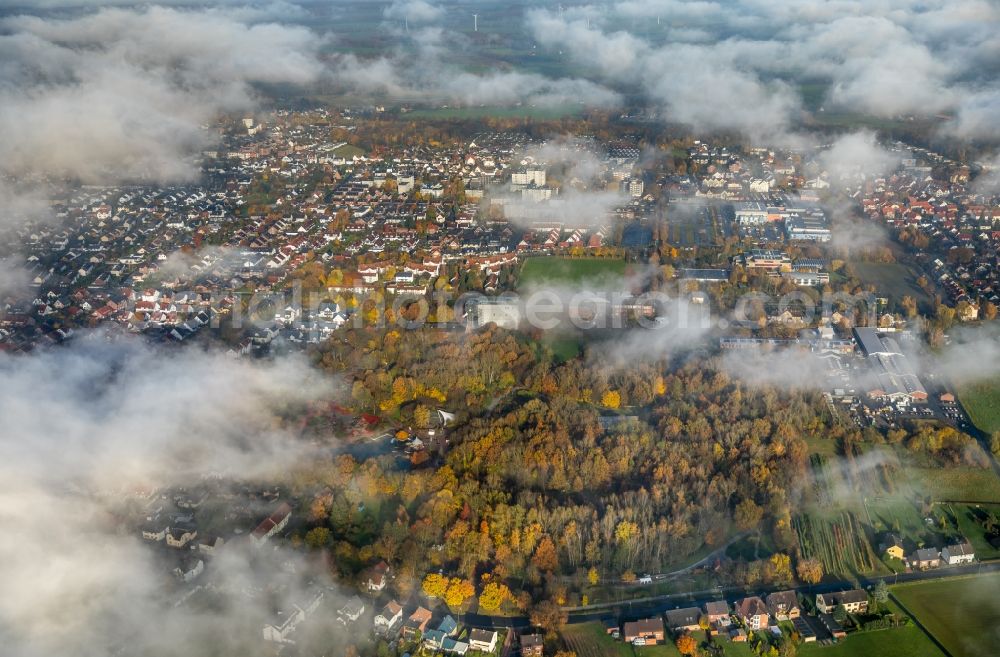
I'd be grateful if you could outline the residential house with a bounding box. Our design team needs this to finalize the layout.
[819,613,846,639]
[423,616,460,650]
[374,600,403,634]
[401,606,433,638]
[198,535,225,555]
[173,555,204,583]
[941,541,975,565]
[734,597,769,630]
[665,607,702,632]
[263,589,324,643]
[366,560,391,592]
[141,521,168,542]
[879,533,905,560]
[469,629,498,652]
[766,591,801,620]
[910,548,941,570]
[250,502,292,547]
[337,596,366,625]
[703,600,730,625]
[791,616,816,643]
[622,618,665,646]
[441,637,470,655]
[521,633,544,657]
[166,523,198,548]
[816,590,868,615]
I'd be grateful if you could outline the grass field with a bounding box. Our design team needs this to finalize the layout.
[561,622,661,657]
[798,624,946,657]
[519,256,626,288]
[904,467,1000,503]
[851,261,932,309]
[957,378,1000,435]
[542,334,583,363]
[560,624,756,657]
[893,573,1000,657]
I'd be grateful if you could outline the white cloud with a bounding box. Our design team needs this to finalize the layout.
[0,335,348,657]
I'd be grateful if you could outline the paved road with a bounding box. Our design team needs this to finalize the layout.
[458,560,1000,630]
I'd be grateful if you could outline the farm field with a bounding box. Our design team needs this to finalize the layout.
[796,440,1000,578]
[957,378,1000,435]
[893,573,1000,657]
[793,511,883,578]
[519,256,626,287]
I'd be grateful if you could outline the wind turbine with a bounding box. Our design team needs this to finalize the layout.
[472,13,478,32]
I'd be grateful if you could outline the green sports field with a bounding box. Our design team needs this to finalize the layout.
[519,256,626,288]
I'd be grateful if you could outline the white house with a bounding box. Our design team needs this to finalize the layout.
[374,600,403,632]
[468,629,497,653]
[941,542,975,565]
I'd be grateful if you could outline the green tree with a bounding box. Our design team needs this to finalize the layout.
[304,527,331,549]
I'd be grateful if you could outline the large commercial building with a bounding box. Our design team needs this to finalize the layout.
[785,215,832,242]
[467,298,521,330]
[853,327,928,404]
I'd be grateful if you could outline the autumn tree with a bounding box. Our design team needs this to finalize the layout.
[478,581,511,612]
[675,633,698,656]
[735,499,764,530]
[601,390,621,409]
[532,536,559,572]
[413,404,432,429]
[587,567,599,585]
[766,553,793,585]
[529,599,568,636]
[422,572,448,598]
[796,558,823,585]
[444,578,475,607]
[304,527,331,549]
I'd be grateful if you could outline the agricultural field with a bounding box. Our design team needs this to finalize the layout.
[794,511,882,577]
[797,440,1000,577]
[957,378,1000,435]
[893,573,1000,657]
[519,256,627,287]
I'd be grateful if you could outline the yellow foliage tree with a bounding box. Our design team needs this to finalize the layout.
[478,582,511,612]
[587,567,599,585]
[422,573,448,598]
[601,390,621,409]
[444,578,475,607]
[676,633,697,656]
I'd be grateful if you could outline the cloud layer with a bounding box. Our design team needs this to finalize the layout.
[0,335,344,657]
